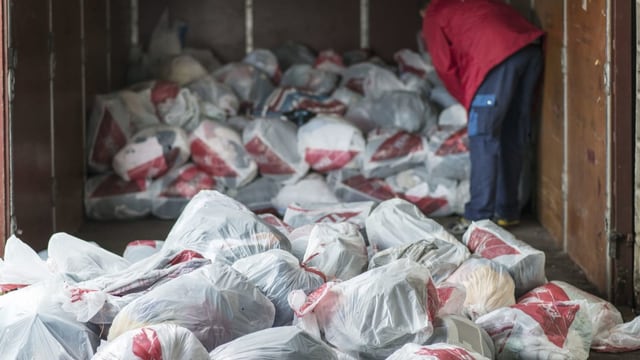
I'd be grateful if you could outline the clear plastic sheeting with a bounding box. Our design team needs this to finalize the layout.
[290,259,439,359]
[298,115,365,173]
[386,343,490,360]
[365,198,461,252]
[84,174,152,220]
[108,260,275,351]
[283,201,374,228]
[475,300,593,360]
[446,256,516,320]
[113,125,190,182]
[189,120,258,188]
[243,118,309,184]
[362,129,429,179]
[47,233,130,283]
[427,315,495,359]
[0,281,101,359]
[301,222,368,281]
[163,190,291,262]
[463,220,546,296]
[233,249,324,326]
[93,324,210,360]
[368,239,469,285]
[149,163,224,220]
[209,326,339,360]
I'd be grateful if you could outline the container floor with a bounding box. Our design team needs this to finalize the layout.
[76,216,639,359]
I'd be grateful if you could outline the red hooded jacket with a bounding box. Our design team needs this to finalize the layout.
[422,0,544,110]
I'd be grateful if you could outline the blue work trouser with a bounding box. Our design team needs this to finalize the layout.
[464,44,543,221]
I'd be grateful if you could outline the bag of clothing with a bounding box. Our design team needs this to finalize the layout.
[272,41,317,71]
[190,119,258,188]
[463,220,546,296]
[394,49,434,79]
[113,125,190,181]
[93,324,210,360]
[280,64,339,95]
[370,91,426,132]
[386,343,489,360]
[314,49,345,74]
[108,260,275,351]
[327,170,397,203]
[425,125,470,181]
[0,235,54,294]
[186,75,239,121]
[213,62,275,112]
[160,54,208,86]
[85,174,151,220]
[362,129,429,179]
[243,48,281,82]
[233,249,324,326]
[386,167,458,217]
[210,326,339,360]
[164,190,291,262]
[271,174,340,215]
[283,201,374,229]
[122,240,165,264]
[229,176,282,214]
[260,87,347,118]
[427,315,495,359]
[290,259,439,359]
[435,282,467,317]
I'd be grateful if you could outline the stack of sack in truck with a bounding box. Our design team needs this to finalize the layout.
[2,191,640,359]
[85,13,471,222]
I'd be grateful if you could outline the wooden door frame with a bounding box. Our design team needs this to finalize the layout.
[0,0,8,258]
[610,0,635,306]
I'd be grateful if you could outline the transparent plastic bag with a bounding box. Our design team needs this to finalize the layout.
[362,129,429,179]
[164,190,291,262]
[229,176,282,214]
[425,125,470,181]
[272,174,340,215]
[122,240,165,264]
[108,260,275,351]
[427,315,495,358]
[210,326,338,360]
[243,117,309,184]
[243,48,281,82]
[160,54,208,86]
[280,64,339,95]
[463,220,546,296]
[84,174,152,220]
[370,91,425,132]
[394,49,434,79]
[290,259,439,359]
[213,62,275,112]
[187,75,239,120]
[0,235,53,293]
[233,249,324,326]
[93,324,210,360]
[386,343,490,360]
[435,282,467,317]
[386,167,458,217]
[190,119,258,188]
[283,201,374,229]
[328,170,397,203]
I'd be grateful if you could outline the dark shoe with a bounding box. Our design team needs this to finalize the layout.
[448,217,472,235]
[494,217,520,228]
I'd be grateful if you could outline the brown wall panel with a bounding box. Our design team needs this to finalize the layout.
[85,1,109,96]
[254,0,359,58]
[52,0,84,236]
[11,0,53,250]
[370,0,421,61]
[566,0,608,293]
[139,0,244,62]
[111,0,131,89]
[533,0,564,245]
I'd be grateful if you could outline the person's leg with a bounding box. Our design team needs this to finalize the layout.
[495,45,543,221]
[464,62,520,221]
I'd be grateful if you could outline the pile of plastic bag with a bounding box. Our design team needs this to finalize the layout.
[86,26,472,221]
[3,192,640,359]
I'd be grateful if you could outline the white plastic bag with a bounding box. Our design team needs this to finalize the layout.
[243,117,309,183]
[365,198,462,251]
[438,103,467,127]
[149,163,223,219]
[315,49,345,74]
[436,282,467,317]
[298,115,365,172]
[113,125,190,181]
[233,249,324,326]
[47,232,130,283]
[344,97,377,133]
[93,324,210,360]
[0,235,53,293]
[386,168,458,217]
[287,224,315,261]
[301,222,368,281]
[86,94,134,173]
[160,54,208,86]
[243,48,281,82]
[280,64,339,95]
[386,343,489,360]
[463,220,546,296]
[290,259,439,359]
[370,90,426,132]
[394,49,434,79]
[260,87,348,117]
[426,126,470,181]
[213,62,275,111]
[229,176,282,214]
[0,281,101,359]
[427,315,495,358]
[190,119,258,188]
[272,41,316,70]
[271,174,340,215]
[445,256,516,320]
[187,75,239,120]
[283,201,374,229]
[368,238,469,285]
[592,316,640,353]
[327,170,397,203]
[164,190,291,262]
[258,213,293,236]
[209,326,339,360]
[85,174,151,220]
[362,129,429,179]
[108,260,275,351]
[475,300,593,360]
[122,240,165,264]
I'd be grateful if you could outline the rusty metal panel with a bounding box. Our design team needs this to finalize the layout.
[610,0,634,306]
[139,0,244,62]
[110,0,131,89]
[52,0,84,236]
[533,0,564,246]
[566,0,608,293]
[85,1,109,96]
[369,0,421,61]
[254,0,359,58]
[10,0,53,251]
